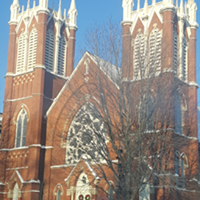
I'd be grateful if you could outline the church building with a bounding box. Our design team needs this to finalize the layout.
[0,0,199,200]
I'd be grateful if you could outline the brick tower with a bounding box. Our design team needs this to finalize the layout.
[0,0,77,199]
[121,0,199,199]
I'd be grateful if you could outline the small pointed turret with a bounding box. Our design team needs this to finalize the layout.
[27,0,30,9]
[57,0,62,20]
[10,0,20,22]
[188,0,194,5]
[68,0,78,27]
[180,0,184,14]
[39,0,48,9]
[122,0,134,21]
[144,0,148,16]
[137,0,140,11]
[176,0,178,7]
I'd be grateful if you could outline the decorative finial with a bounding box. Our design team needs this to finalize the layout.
[152,0,156,6]
[27,0,30,10]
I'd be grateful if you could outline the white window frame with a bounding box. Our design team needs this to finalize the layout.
[15,109,27,148]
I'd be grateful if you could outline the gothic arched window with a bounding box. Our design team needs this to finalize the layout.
[57,31,67,76]
[15,109,27,148]
[134,32,146,78]
[13,183,19,200]
[108,184,114,200]
[174,93,182,134]
[16,32,25,73]
[139,95,153,131]
[139,178,150,200]
[76,172,90,200]
[45,28,55,72]
[56,189,61,200]
[149,27,161,74]
[175,151,179,186]
[65,102,107,164]
[28,28,38,70]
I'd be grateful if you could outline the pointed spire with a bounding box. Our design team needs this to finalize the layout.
[58,0,62,19]
[27,0,30,10]
[137,0,140,11]
[180,0,184,14]
[68,0,78,27]
[176,0,178,7]
[10,0,20,22]
[13,0,19,5]
[152,0,156,6]
[39,0,48,9]
[188,0,194,5]
[144,0,148,16]
[69,0,77,12]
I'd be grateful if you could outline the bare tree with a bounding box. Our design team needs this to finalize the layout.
[46,21,200,200]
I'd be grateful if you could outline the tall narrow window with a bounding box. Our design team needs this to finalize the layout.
[139,179,150,200]
[134,32,146,78]
[139,95,153,131]
[175,151,179,187]
[108,185,113,200]
[13,183,19,200]
[57,32,67,76]
[15,109,27,148]
[28,28,38,70]
[174,93,182,134]
[16,32,25,73]
[45,28,55,72]
[149,27,161,75]
[56,189,61,200]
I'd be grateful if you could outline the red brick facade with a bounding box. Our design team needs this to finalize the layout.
[0,1,199,200]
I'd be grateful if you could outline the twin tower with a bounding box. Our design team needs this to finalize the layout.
[0,0,199,200]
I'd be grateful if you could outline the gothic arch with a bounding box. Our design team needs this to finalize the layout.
[53,183,64,196]
[61,94,102,147]
[65,101,107,165]
[13,104,30,124]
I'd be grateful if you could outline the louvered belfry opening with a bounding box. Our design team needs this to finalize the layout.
[58,31,67,76]
[149,27,161,74]
[134,32,146,78]
[181,37,187,81]
[16,32,25,73]
[28,28,38,70]
[45,27,55,72]
[173,25,178,73]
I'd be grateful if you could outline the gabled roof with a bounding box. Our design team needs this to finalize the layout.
[64,154,99,183]
[46,51,120,117]
[88,52,121,84]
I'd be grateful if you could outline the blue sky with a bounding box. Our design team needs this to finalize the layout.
[0,0,199,114]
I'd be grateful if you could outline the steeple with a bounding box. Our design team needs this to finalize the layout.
[68,0,78,27]
[10,0,20,22]
[122,0,134,21]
